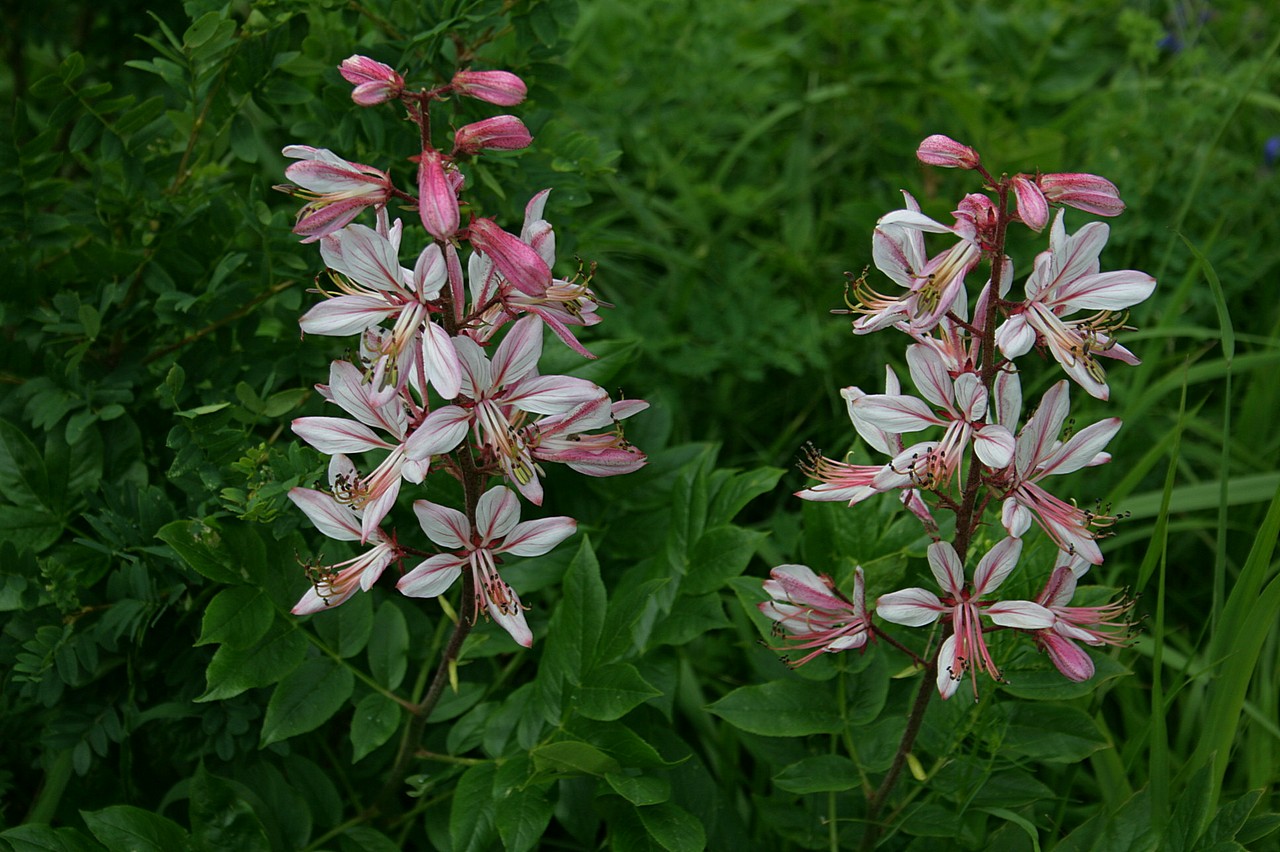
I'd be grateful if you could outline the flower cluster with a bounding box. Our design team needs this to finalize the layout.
[278,57,647,646]
[762,137,1142,696]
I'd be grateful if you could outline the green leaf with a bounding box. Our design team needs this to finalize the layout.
[682,526,765,595]
[605,772,671,805]
[333,827,401,852]
[707,680,842,736]
[197,586,274,649]
[350,693,401,762]
[156,519,246,584]
[649,592,728,648]
[183,12,223,48]
[575,662,662,721]
[189,765,270,852]
[367,601,409,689]
[0,504,63,553]
[1200,790,1262,847]
[531,739,622,777]
[636,801,706,852]
[494,779,554,852]
[80,805,190,852]
[197,620,307,702]
[312,589,373,658]
[708,467,784,527]
[0,418,51,506]
[773,755,860,793]
[0,824,101,852]
[449,764,498,852]
[998,702,1109,763]
[542,537,604,686]
[1165,761,1212,852]
[999,651,1130,700]
[260,657,355,746]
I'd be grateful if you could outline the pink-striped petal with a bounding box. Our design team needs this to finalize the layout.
[926,540,966,596]
[413,499,470,549]
[876,587,946,626]
[293,416,393,453]
[500,516,577,557]
[288,487,361,541]
[404,405,469,460]
[300,296,397,335]
[476,486,522,543]
[972,536,1023,595]
[396,554,464,598]
[985,600,1054,629]
[491,316,543,387]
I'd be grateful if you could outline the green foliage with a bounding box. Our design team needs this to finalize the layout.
[2,0,1278,849]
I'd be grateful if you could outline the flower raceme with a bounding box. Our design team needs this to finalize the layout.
[765,135,1151,701]
[281,59,647,641]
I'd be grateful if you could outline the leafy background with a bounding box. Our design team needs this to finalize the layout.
[2,0,1279,849]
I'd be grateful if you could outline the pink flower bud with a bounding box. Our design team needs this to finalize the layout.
[952,193,998,247]
[1037,173,1125,217]
[917,134,981,169]
[453,116,533,156]
[416,150,460,241]
[468,218,552,296]
[339,55,404,106]
[1011,175,1049,231]
[451,69,527,106]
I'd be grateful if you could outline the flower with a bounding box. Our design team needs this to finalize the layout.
[339,55,404,106]
[847,192,981,334]
[1011,175,1049,231]
[995,379,1120,564]
[467,191,604,357]
[524,394,648,477]
[760,565,872,665]
[396,486,576,646]
[278,146,393,242]
[995,210,1156,400]
[288,458,400,614]
[468,217,553,296]
[434,316,609,504]
[876,538,1053,699]
[849,344,1015,491]
[1030,562,1133,681]
[302,223,463,399]
[292,360,470,540]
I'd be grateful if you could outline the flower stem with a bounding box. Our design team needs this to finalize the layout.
[860,665,935,851]
[372,404,485,813]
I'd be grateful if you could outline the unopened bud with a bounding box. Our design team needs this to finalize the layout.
[416,150,460,241]
[1038,173,1125,217]
[917,134,981,169]
[1011,175,1049,231]
[451,69,527,106]
[453,116,533,155]
[469,218,552,296]
[339,55,404,106]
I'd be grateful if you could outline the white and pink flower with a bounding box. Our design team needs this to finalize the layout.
[397,486,576,646]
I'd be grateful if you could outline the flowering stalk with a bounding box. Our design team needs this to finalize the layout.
[276,54,647,805]
[760,137,1149,846]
